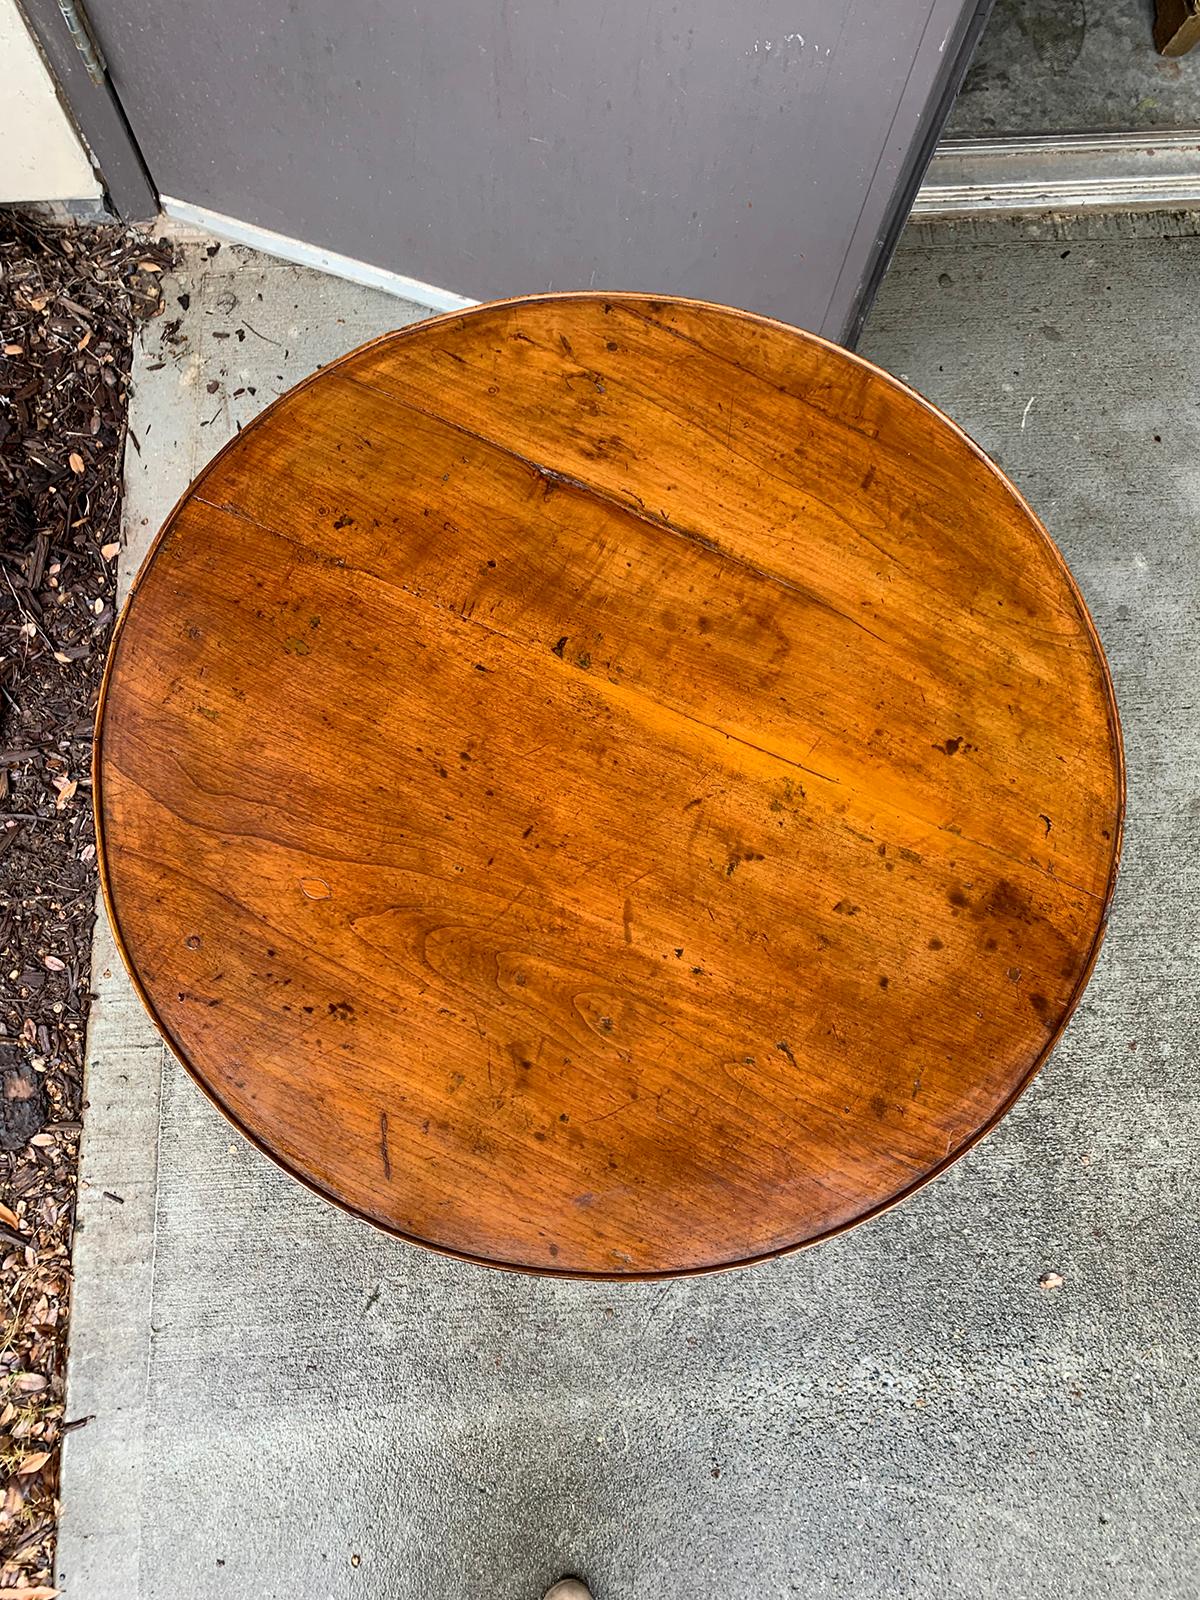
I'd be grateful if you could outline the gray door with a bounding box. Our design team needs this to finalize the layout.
[77,0,988,341]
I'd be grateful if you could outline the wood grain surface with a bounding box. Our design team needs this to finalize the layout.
[95,293,1124,1278]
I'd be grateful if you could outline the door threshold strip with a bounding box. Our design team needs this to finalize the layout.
[915,131,1200,219]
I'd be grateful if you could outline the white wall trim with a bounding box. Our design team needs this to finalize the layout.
[159,196,478,313]
[0,0,102,203]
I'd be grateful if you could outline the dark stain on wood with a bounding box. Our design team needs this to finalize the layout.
[379,1110,391,1181]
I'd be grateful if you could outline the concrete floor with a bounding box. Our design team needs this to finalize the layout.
[58,220,1199,1599]
[947,0,1200,135]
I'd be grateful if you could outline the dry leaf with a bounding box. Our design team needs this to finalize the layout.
[15,1450,51,1474]
[100,542,120,561]
[3,343,23,356]
[76,328,92,351]
[137,260,164,273]
[53,780,77,811]
[0,1201,20,1230]
[52,652,71,666]
[27,293,49,311]
[0,1587,61,1598]
[13,1372,47,1394]
[41,956,65,973]
[68,452,84,475]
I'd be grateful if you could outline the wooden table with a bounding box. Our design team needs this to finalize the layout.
[96,294,1124,1278]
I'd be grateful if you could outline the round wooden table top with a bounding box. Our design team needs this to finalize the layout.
[97,293,1123,1278]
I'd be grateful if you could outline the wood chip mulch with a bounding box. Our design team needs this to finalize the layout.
[0,213,172,1597]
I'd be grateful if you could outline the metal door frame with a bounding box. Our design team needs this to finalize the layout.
[16,0,157,219]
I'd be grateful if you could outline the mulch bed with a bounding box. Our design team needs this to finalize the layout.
[0,214,171,1596]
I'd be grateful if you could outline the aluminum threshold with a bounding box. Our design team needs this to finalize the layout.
[915,131,1200,219]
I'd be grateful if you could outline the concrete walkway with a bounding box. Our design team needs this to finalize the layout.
[59,218,1199,1600]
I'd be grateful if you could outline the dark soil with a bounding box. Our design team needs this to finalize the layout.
[0,213,172,1591]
